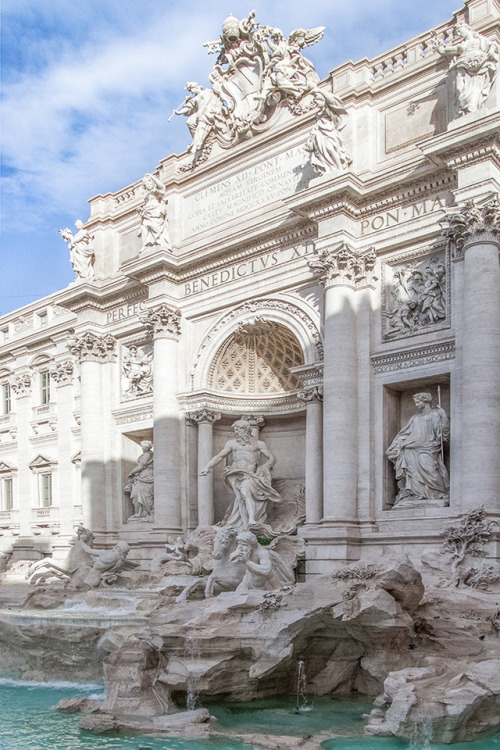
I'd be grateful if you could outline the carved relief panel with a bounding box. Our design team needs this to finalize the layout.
[120,342,153,400]
[382,246,449,341]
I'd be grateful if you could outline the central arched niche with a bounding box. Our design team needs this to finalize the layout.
[206,318,306,527]
[208,318,304,394]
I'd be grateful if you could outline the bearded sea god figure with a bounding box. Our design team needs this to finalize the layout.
[200,419,281,529]
[387,392,450,507]
[434,21,499,117]
[125,440,154,520]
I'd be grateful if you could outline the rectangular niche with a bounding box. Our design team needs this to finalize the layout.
[383,375,450,511]
[381,244,450,342]
[121,429,153,524]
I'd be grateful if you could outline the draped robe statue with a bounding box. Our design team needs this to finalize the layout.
[387,392,450,506]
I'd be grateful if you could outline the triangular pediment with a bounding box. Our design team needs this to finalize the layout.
[0,460,15,473]
[29,454,57,469]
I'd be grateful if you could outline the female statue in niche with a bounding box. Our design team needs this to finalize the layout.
[125,440,154,519]
[386,392,450,506]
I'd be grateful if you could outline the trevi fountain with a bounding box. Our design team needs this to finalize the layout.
[1,2,500,748]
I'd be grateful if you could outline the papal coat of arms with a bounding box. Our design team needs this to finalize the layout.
[172,10,351,171]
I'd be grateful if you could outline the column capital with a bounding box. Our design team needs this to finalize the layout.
[441,194,500,257]
[309,243,377,290]
[11,372,32,398]
[140,303,181,340]
[240,414,266,431]
[297,385,324,404]
[50,359,75,387]
[187,409,221,425]
[68,332,117,363]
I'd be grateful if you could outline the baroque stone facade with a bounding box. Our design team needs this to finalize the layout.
[0,1,499,575]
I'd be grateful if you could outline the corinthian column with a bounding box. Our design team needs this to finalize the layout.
[442,196,500,511]
[297,386,323,523]
[187,409,221,526]
[309,244,377,525]
[10,373,32,536]
[141,304,182,532]
[68,332,116,532]
[50,360,75,537]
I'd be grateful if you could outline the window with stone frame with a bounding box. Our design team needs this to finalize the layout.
[1,382,11,415]
[0,462,16,512]
[29,454,57,509]
[40,370,51,405]
[39,472,53,508]
[209,321,304,394]
[1,477,13,511]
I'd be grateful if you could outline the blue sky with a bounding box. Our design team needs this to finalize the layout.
[0,0,462,316]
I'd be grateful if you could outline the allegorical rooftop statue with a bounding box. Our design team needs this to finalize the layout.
[138,173,171,250]
[173,11,351,170]
[59,220,95,282]
[433,21,499,117]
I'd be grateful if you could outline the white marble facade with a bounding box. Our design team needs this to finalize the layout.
[0,1,499,574]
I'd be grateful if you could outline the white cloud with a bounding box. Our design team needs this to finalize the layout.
[1,0,461,233]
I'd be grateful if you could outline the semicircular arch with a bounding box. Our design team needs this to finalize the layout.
[191,296,322,392]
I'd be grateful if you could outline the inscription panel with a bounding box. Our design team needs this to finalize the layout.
[184,146,309,236]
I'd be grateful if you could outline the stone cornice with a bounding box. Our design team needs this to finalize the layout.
[285,167,456,224]
[371,339,455,373]
[140,303,181,340]
[112,403,153,425]
[289,362,324,389]
[121,222,317,286]
[419,114,500,170]
[178,390,304,415]
[55,279,147,315]
[121,249,177,286]
[178,222,316,281]
[67,332,117,363]
[309,243,378,290]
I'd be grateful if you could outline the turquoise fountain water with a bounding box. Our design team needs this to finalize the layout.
[1,679,500,750]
